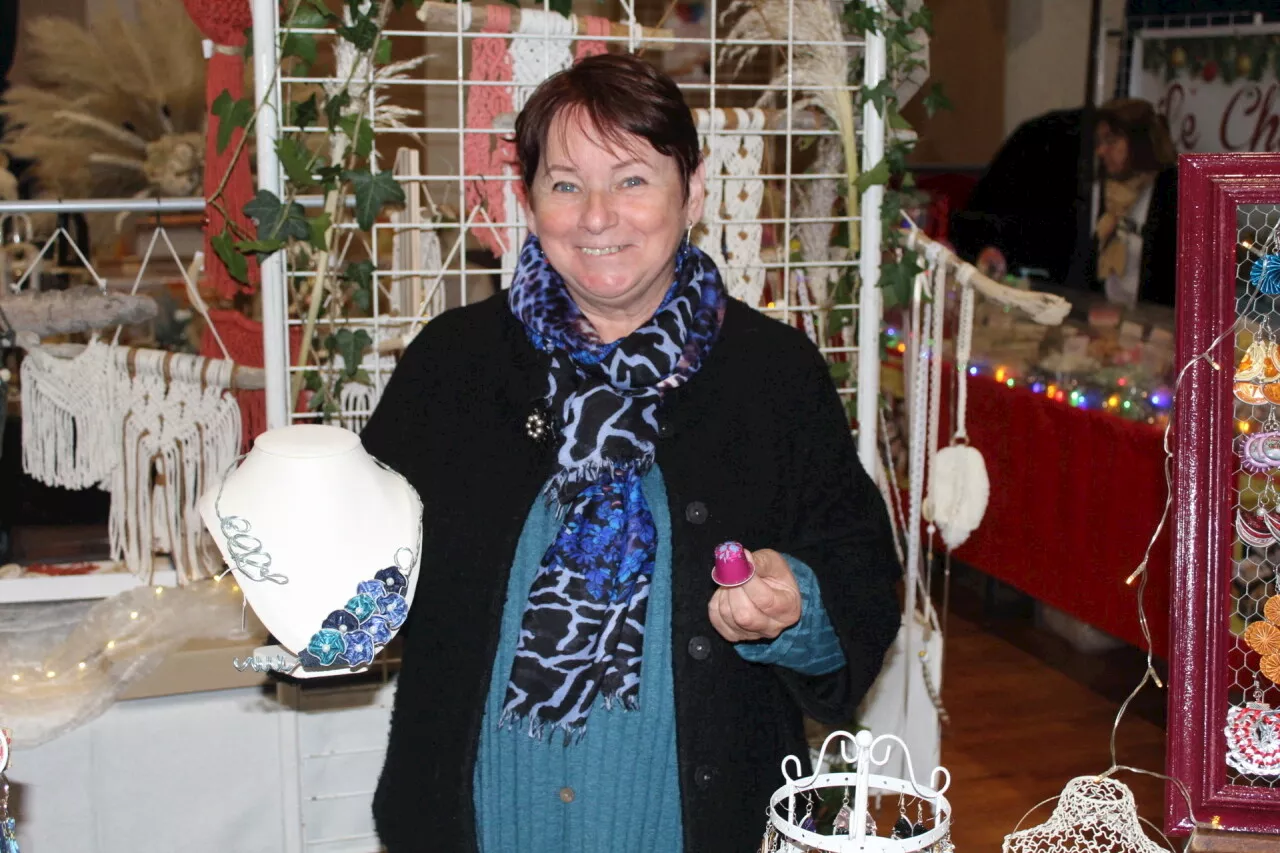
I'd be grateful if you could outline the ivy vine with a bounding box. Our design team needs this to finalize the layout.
[206,0,425,419]
[841,0,949,310]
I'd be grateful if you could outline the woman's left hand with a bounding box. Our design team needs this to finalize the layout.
[708,548,802,642]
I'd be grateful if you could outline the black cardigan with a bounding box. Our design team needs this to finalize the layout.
[360,293,901,853]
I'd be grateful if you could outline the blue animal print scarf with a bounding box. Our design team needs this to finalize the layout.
[503,234,726,741]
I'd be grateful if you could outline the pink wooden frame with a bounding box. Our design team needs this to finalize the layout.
[1168,153,1280,834]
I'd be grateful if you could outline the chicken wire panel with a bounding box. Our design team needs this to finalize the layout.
[253,0,880,431]
[1229,202,1280,788]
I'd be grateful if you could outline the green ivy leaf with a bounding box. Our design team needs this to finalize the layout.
[282,7,327,69]
[343,168,406,231]
[211,232,250,284]
[290,94,319,130]
[923,84,952,119]
[234,237,287,254]
[211,89,253,155]
[375,36,393,65]
[855,158,892,192]
[352,368,374,386]
[860,79,895,114]
[334,328,373,376]
[276,137,317,188]
[315,165,344,192]
[391,0,426,8]
[324,91,351,130]
[308,212,332,251]
[337,15,379,51]
[301,0,337,20]
[244,189,310,243]
[303,370,324,394]
[338,114,375,159]
[343,259,376,313]
[828,361,851,382]
[548,0,572,17]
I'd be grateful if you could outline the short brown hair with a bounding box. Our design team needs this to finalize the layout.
[514,53,701,201]
[1097,98,1176,173]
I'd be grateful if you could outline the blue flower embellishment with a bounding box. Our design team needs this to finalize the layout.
[340,630,375,667]
[376,566,408,596]
[308,629,347,666]
[299,560,414,671]
[322,609,360,633]
[345,593,378,623]
[378,593,408,628]
[364,614,392,645]
[1253,254,1280,295]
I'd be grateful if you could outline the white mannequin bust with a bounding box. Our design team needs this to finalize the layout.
[199,424,422,679]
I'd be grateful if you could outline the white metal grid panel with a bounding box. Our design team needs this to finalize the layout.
[251,0,885,466]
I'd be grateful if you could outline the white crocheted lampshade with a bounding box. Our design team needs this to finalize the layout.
[1003,776,1164,853]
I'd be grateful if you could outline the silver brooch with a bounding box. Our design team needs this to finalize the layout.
[525,405,557,445]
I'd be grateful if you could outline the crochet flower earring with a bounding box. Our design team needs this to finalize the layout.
[1227,595,1280,776]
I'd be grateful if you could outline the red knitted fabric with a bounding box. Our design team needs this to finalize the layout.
[183,0,259,300]
[575,17,609,59]
[464,5,515,256]
[200,309,302,451]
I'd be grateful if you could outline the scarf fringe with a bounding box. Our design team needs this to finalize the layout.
[498,688,641,745]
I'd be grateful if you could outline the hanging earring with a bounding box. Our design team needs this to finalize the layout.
[833,785,853,835]
[892,792,912,839]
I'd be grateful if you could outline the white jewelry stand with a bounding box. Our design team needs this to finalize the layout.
[199,424,422,680]
[766,730,953,852]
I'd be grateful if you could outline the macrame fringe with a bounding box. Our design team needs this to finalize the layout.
[20,341,114,490]
[108,368,242,584]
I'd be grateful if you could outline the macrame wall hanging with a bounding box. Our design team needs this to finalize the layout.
[390,148,446,320]
[719,108,767,307]
[793,137,843,341]
[464,4,517,259]
[18,231,118,490]
[693,111,728,275]
[18,228,254,584]
[108,349,242,583]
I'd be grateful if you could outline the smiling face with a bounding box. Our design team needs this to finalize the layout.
[524,109,706,340]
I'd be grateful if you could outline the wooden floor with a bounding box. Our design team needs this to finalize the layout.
[941,588,1168,850]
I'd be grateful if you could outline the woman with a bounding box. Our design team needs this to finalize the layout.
[1089,98,1177,308]
[361,53,899,853]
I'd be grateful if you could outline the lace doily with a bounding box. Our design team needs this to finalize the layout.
[1003,776,1164,853]
[1226,702,1280,776]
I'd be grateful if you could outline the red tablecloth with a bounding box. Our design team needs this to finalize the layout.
[949,375,1171,658]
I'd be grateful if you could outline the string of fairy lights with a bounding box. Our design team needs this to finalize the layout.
[880,326,1175,429]
[3,575,242,686]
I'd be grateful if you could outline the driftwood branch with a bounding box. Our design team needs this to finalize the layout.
[0,286,157,337]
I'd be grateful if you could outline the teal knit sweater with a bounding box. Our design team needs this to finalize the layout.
[474,468,844,852]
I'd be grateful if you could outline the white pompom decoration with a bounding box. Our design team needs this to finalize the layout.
[926,443,989,550]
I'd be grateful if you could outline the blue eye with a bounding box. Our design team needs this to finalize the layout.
[621,176,645,188]
[551,181,578,192]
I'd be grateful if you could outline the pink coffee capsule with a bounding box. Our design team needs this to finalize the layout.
[712,541,755,587]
